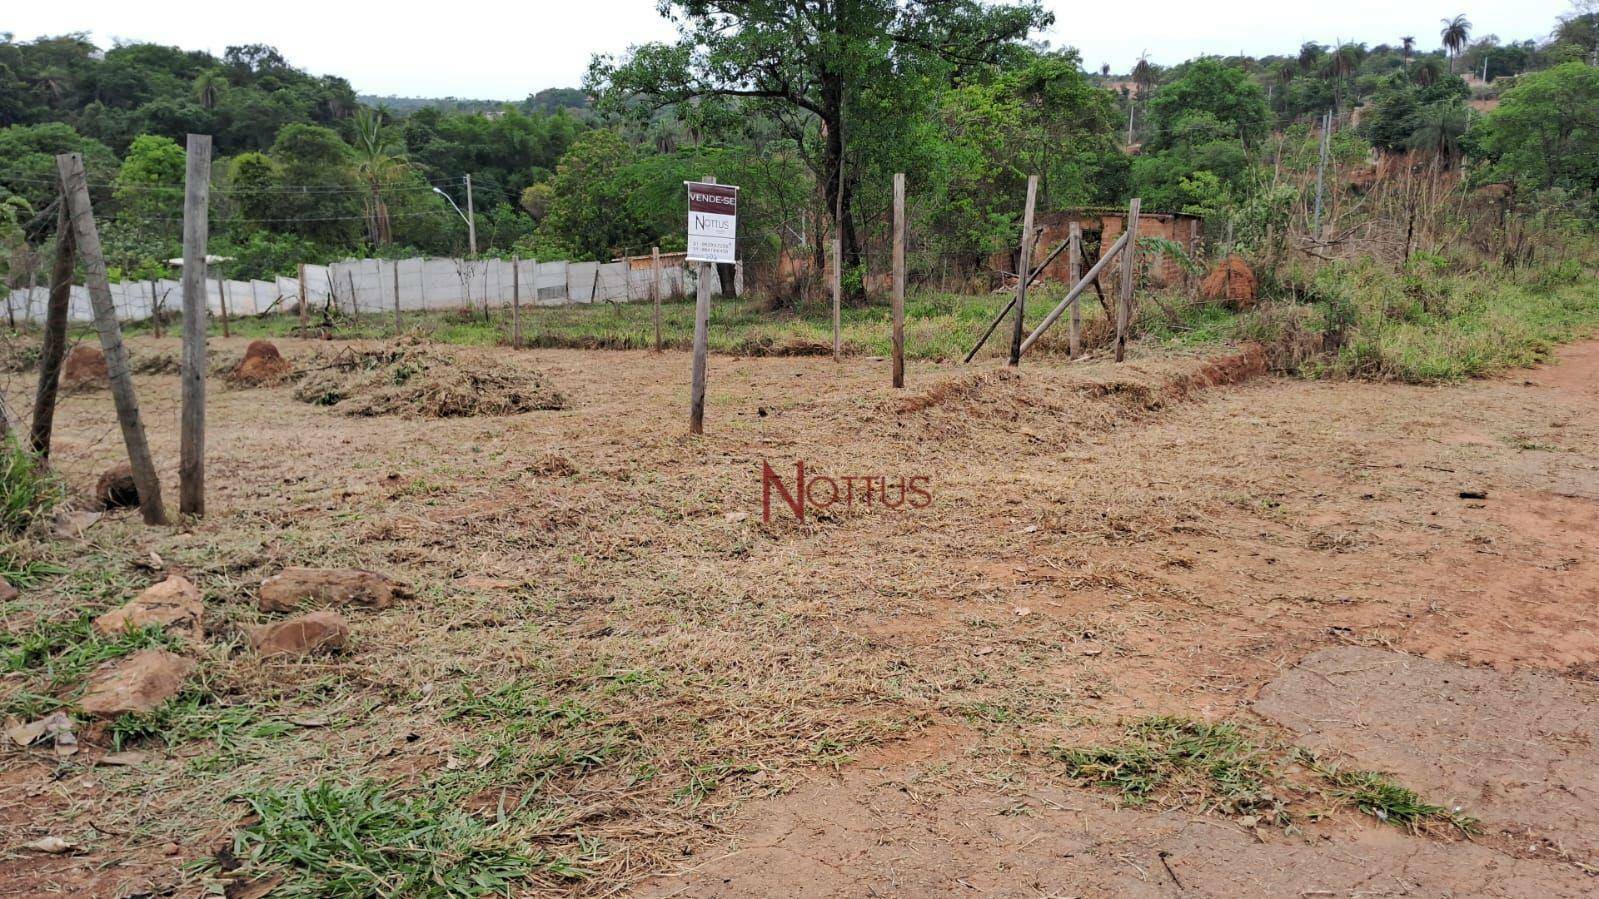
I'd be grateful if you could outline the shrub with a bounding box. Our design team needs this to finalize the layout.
[0,438,62,535]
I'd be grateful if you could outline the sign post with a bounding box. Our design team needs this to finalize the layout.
[686,179,737,435]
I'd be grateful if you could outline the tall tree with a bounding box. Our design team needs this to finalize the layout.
[1401,35,1416,60]
[351,107,407,245]
[1441,15,1472,72]
[587,0,1051,272]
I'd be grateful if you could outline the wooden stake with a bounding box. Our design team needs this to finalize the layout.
[58,152,168,525]
[297,262,308,334]
[178,134,211,519]
[891,172,906,388]
[1115,197,1141,363]
[1009,175,1039,367]
[511,256,522,348]
[29,200,74,459]
[689,176,714,436]
[1067,223,1082,359]
[831,235,842,363]
[393,258,402,336]
[1018,231,1128,355]
[216,276,230,338]
[651,246,662,352]
[149,279,161,339]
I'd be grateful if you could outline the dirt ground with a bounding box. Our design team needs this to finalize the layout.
[2,333,1597,897]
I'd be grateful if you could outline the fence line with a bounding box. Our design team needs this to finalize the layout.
[1,254,743,325]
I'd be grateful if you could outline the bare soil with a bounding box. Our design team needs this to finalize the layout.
[2,333,1597,897]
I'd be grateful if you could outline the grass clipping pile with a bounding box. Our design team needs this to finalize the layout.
[293,345,566,418]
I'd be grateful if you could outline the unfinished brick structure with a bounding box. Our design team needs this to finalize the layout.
[1014,209,1204,289]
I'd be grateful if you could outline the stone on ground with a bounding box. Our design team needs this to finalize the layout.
[95,463,139,510]
[78,649,195,718]
[258,567,409,612]
[248,610,349,657]
[93,575,204,643]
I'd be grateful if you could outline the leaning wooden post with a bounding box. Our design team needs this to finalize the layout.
[891,172,906,388]
[57,152,169,525]
[510,256,521,348]
[689,176,715,435]
[1067,222,1083,359]
[1115,197,1141,363]
[297,263,308,335]
[179,134,211,519]
[215,276,230,338]
[1008,175,1039,367]
[392,258,402,336]
[148,278,162,339]
[29,200,74,459]
[651,246,662,352]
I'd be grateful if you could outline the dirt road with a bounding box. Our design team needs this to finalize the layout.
[5,337,1597,897]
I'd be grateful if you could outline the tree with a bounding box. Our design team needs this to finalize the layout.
[1441,15,1471,72]
[268,123,362,244]
[1145,58,1272,151]
[1324,43,1362,112]
[1401,36,1416,60]
[351,107,407,245]
[1471,62,1599,195]
[587,0,1052,273]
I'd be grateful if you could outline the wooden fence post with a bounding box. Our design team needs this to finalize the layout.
[1067,222,1082,359]
[148,278,161,339]
[216,276,230,339]
[29,200,74,459]
[297,262,308,334]
[1009,175,1039,367]
[511,256,522,348]
[1115,198,1141,363]
[651,246,662,352]
[689,176,715,435]
[891,172,906,388]
[393,259,402,336]
[179,134,211,518]
[57,152,169,525]
[831,235,842,363]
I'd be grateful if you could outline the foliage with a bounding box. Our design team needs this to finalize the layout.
[0,438,62,535]
[1470,62,1599,197]
[231,780,575,897]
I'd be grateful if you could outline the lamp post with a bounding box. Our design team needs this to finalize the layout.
[432,184,477,256]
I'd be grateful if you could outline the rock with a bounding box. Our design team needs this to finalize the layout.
[258,568,409,613]
[61,344,108,390]
[51,509,102,538]
[229,340,293,386]
[79,649,194,718]
[0,576,16,602]
[95,463,139,510]
[247,610,349,657]
[93,575,204,643]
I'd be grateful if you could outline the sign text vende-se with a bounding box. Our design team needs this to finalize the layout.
[685,181,738,264]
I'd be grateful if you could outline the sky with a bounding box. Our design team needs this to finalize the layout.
[6,1,1576,99]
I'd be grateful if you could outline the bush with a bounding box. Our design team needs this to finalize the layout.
[0,438,61,535]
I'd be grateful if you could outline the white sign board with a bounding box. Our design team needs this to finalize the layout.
[685,181,738,264]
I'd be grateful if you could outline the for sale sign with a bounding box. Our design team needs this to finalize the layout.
[685,181,738,263]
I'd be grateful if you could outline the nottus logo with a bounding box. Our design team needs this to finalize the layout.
[760,460,932,522]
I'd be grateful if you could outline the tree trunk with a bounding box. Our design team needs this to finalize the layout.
[30,201,74,459]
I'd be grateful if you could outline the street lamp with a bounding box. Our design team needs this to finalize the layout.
[432,183,477,255]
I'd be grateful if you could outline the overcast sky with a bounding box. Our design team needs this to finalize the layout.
[7,1,1573,99]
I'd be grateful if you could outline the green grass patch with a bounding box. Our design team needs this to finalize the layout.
[231,780,585,897]
[1297,750,1478,834]
[0,613,183,719]
[0,438,64,535]
[1052,716,1286,820]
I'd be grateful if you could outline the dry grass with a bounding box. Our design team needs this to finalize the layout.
[4,331,1594,895]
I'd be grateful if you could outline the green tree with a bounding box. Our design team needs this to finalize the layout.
[1470,62,1599,195]
[351,107,407,245]
[1145,58,1271,151]
[1440,15,1471,73]
[268,123,362,244]
[588,0,1051,270]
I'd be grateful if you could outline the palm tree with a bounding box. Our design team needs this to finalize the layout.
[1410,57,1446,87]
[194,70,225,110]
[1099,63,1110,78]
[1441,15,1471,73]
[1324,43,1361,113]
[351,108,408,246]
[1409,102,1469,168]
[1131,54,1156,97]
[1401,36,1416,61]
